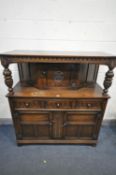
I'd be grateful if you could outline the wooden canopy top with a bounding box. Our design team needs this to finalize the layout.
[0,50,115,57]
[0,50,116,66]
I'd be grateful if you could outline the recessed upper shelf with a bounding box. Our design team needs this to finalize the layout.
[7,82,109,98]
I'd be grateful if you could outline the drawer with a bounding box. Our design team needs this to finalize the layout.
[11,98,103,110]
[11,98,47,109]
[47,100,70,109]
[73,100,102,110]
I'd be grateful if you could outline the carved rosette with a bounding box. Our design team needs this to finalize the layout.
[103,64,114,95]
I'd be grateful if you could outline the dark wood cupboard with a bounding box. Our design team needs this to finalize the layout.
[1,50,116,145]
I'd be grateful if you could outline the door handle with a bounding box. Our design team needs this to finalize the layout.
[49,122,53,126]
[63,122,67,127]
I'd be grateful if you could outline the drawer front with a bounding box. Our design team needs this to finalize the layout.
[73,100,102,110]
[47,100,70,109]
[12,98,47,109]
[11,98,104,110]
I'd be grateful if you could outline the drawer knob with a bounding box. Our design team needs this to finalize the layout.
[56,103,60,108]
[87,103,92,108]
[25,103,30,107]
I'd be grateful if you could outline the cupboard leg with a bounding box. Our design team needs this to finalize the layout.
[16,142,22,146]
[92,143,97,147]
[2,64,13,95]
[103,65,114,95]
[1,59,13,95]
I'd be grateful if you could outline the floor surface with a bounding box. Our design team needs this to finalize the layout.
[0,125,116,175]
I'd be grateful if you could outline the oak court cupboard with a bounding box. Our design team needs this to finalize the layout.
[0,50,116,146]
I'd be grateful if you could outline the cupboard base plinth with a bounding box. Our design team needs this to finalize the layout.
[17,139,97,145]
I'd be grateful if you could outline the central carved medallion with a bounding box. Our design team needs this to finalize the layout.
[54,71,64,82]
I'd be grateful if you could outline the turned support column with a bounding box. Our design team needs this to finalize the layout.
[2,63,14,95]
[103,64,114,95]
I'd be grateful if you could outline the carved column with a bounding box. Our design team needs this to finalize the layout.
[1,60,13,95]
[103,64,114,95]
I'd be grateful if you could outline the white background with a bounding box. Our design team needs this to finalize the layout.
[0,0,116,120]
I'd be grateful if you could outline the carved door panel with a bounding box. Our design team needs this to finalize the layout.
[63,111,101,140]
[14,112,53,140]
[52,112,65,139]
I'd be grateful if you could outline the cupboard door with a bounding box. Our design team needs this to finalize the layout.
[14,112,53,140]
[63,112,101,140]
